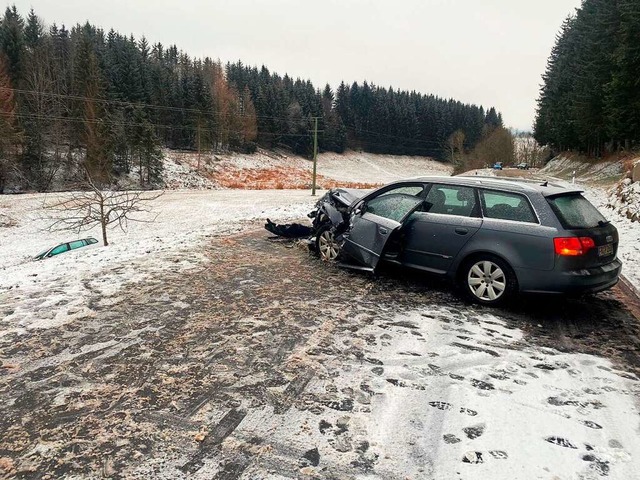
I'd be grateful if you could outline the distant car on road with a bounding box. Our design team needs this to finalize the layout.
[34,237,99,260]
[517,162,530,170]
[309,176,621,306]
[493,162,503,170]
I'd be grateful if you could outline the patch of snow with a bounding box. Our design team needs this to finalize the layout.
[0,190,316,332]
[585,182,640,292]
[352,307,639,479]
[0,211,17,227]
[607,179,640,222]
[160,156,219,190]
[542,156,624,184]
[212,305,640,479]
[316,151,452,183]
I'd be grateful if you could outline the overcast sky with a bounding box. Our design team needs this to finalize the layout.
[12,0,581,131]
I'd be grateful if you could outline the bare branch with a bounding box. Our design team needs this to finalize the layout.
[44,170,164,245]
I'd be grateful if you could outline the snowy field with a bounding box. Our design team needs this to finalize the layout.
[0,157,637,337]
[0,190,316,333]
[309,306,640,480]
[0,151,451,335]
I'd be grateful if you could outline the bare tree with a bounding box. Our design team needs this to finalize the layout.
[446,130,466,168]
[46,170,163,246]
[472,127,515,167]
[0,53,22,192]
[21,42,69,191]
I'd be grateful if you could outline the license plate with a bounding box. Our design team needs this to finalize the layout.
[598,244,613,257]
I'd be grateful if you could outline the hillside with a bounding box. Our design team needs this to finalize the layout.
[156,149,452,191]
[0,6,495,193]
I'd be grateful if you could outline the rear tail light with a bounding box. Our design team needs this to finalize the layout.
[554,237,595,256]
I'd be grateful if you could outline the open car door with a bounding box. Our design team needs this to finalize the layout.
[342,191,425,272]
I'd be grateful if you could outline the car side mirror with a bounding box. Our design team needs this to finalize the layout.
[353,201,366,216]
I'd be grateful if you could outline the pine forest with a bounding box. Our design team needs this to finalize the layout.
[0,6,505,192]
[534,0,640,156]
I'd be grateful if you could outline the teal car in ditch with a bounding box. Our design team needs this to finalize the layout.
[34,237,99,260]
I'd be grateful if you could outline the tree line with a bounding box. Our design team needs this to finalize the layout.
[0,5,504,192]
[534,0,640,156]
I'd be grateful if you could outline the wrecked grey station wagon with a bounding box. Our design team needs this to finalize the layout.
[268,176,622,306]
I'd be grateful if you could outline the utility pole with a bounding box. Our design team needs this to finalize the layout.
[312,117,318,196]
[196,117,202,171]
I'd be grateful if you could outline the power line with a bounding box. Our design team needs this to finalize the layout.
[1,86,306,122]
[0,111,312,138]
[3,113,450,155]
[2,87,464,150]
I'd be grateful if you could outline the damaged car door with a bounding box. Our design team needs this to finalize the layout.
[342,184,426,271]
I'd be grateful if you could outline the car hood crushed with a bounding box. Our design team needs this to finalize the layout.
[264,187,368,239]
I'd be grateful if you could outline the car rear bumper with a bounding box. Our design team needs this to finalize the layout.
[517,258,622,294]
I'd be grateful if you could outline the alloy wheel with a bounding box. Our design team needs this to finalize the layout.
[467,260,506,302]
[318,229,340,261]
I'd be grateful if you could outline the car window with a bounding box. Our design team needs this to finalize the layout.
[366,193,424,222]
[86,238,99,245]
[374,185,425,199]
[69,240,85,250]
[481,190,537,223]
[547,193,606,229]
[424,184,477,217]
[49,244,70,256]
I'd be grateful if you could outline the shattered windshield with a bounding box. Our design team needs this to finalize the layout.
[366,193,424,222]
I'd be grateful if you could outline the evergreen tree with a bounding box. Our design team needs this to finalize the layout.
[0,5,507,191]
[0,6,24,85]
[535,0,640,154]
[484,107,502,129]
[24,8,43,49]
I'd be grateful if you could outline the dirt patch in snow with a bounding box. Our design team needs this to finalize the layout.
[210,164,381,190]
[0,212,17,227]
[161,149,451,190]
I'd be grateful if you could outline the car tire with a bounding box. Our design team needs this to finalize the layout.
[460,255,517,306]
[315,225,341,262]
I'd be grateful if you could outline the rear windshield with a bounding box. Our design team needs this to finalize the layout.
[547,194,606,229]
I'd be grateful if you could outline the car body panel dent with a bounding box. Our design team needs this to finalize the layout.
[343,212,402,271]
[322,201,345,226]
